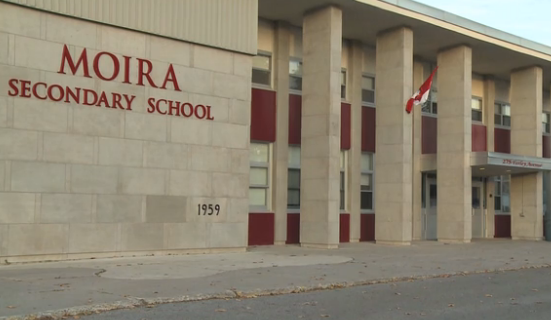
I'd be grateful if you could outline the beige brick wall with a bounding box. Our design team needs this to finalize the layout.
[0,3,252,261]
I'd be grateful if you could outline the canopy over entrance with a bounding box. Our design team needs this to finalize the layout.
[471,152,551,177]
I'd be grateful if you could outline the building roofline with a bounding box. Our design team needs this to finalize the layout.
[362,0,551,57]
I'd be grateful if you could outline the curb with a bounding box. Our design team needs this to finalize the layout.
[2,263,550,320]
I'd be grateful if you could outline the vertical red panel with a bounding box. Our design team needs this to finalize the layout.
[494,128,511,153]
[248,213,275,246]
[543,135,550,158]
[422,116,437,154]
[361,107,376,152]
[360,214,375,241]
[286,214,300,244]
[471,124,487,152]
[494,215,511,238]
[250,89,276,142]
[288,94,302,145]
[341,103,351,150]
[339,213,350,243]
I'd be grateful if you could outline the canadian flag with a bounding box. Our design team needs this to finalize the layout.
[405,66,438,114]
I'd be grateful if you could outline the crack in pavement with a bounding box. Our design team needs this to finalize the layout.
[2,264,550,320]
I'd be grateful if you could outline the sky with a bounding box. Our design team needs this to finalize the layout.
[414,0,551,47]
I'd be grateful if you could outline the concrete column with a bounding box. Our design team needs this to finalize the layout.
[272,22,291,245]
[485,180,495,238]
[547,88,551,220]
[374,27,413,245]
[483,77,495,238]
[484,77,496,152]
[299,6,342,249]
[347,41,363,243]
[510,66,543,241]
[436,45,472,243]
[412,61,424,240]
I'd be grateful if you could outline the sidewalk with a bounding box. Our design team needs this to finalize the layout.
[1,240,550,319]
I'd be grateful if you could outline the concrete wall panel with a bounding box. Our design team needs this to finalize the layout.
[0,3,251,261]
[1,0,257,55]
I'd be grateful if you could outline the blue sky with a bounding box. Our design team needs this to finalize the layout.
[414,0,551,46]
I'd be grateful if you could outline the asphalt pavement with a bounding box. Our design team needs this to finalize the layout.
[2,240,551,319]
[81,268,551,320]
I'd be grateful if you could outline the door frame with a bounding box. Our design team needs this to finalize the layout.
[471,180,485,239]
[422,176,437,240]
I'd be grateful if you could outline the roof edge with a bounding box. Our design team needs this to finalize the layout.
[357,0,551,60]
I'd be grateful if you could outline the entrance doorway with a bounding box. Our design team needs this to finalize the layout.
[423,176,437,240]
[471,181,485,238]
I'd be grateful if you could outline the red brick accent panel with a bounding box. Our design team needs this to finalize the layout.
[250,88,276,142]
[494,128,511,153]
[341,103,351,150]
[288,94,302,145]
[360,213,375,241]
[361,107,376,152]
[494,215,511,238]
[422,116,437,154]
[248,213,275,246]
[286,214,300,244]
[339,213,350,243]
[472,124,487,152]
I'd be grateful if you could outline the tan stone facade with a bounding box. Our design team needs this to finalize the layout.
[2,0,551,262]
[0,2,252,261]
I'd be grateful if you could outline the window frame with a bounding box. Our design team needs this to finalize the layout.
[341,68,347,101]
[361,73,376,107]
[289,57,303,95]
[287,145,301,212]
[494,175,510,215]
[421,90,438,117]
[471,96,484,123]
[249,141,272,212]
[251,50,272,89]
[360,152,375,213]
[494,101,511,129]
[543,111,551,135]
[340,150,347,212]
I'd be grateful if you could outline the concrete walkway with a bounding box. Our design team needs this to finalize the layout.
[1,240,550,319]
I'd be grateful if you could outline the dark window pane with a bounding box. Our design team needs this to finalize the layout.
[252,69,270,86]
[360,191,373,210]
[288,190,300,207]
[472,110,482,122]
[340,191,345,210]
[494,114,502,125]
[494,196,501,211]
[362,89,375,104]
[341,85,346,99]
[288,170,300,188]
[290,76,302,91]
[432,102,437,114]
[503,116,511,127]
[340,172,345,190]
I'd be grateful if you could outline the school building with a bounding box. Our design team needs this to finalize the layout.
[1,0,551,262]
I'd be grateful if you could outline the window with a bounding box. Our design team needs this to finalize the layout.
[494,102,511,127]
[340,151,346,210]
[361,153,374,211]
[341,69,347,100]
[544,173,549,214]
[422,90,437,115]
[289,59,303,91]
[471,97,483,122]
[361,75,375,105]
[249,143,270,209]
[252,53,271,86]
[494,175,510,213]
[543,112,550,134]
[287,146,301,209]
